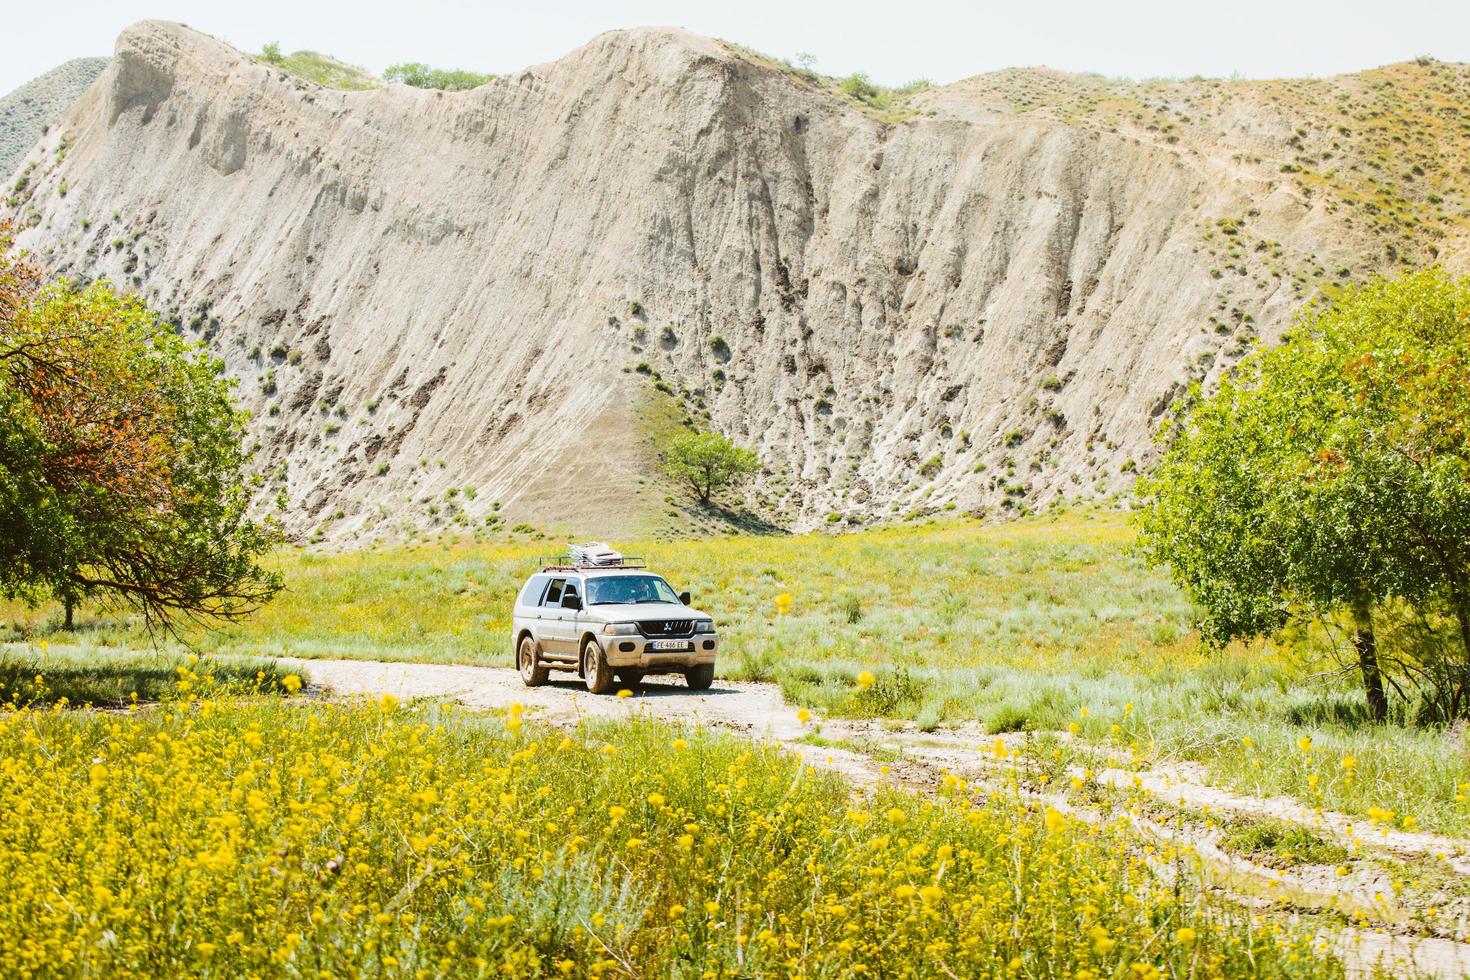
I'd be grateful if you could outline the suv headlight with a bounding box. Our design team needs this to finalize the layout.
[602,623,639,635]
[693,619,716,634]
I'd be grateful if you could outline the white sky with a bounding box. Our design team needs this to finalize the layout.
[6,0,1469,96]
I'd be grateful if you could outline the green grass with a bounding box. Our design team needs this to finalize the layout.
[260,50,381,91]
[1220,819,1352,869]
[0,646,290,707]
[5,510,1469,836]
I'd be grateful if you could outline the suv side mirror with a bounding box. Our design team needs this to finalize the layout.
[678,591,691,606]
[561,594,583,611]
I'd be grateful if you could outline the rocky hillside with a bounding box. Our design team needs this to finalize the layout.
[5,22,1469,542]
[0,58,108,177]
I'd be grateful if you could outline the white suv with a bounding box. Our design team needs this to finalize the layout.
[511,556,718,693]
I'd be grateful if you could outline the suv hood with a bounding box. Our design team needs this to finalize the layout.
[587,602,710,621]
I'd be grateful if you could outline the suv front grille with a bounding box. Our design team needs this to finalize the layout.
[639,620,694,638]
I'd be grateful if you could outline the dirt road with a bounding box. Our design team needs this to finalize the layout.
[283,657,1470,978]
[278,657,809,738]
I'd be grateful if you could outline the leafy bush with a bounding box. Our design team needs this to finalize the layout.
[848,666,926,718]
[839,73,930,114]
[383,63,493,91]
[841,72,879,102]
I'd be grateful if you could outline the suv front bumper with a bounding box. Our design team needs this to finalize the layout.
[602,634,717,670]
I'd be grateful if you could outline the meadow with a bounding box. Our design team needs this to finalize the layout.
[0,671,1341,977]
[4,509,1469,838]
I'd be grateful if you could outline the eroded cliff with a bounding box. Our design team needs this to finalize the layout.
[7,23,1467,539]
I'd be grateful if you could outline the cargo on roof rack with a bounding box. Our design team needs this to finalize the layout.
[538,541,647,571]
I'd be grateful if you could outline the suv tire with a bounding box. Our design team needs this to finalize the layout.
[583,639,616,694]
[685,664,715,691]
[518,635,549,687]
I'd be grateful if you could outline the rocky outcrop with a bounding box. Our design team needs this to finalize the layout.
[6,23,1466,539]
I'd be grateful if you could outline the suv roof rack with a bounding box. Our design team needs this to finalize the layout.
[537,556,648,572]
[539,541,647,572]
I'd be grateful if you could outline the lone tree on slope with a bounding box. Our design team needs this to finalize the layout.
[664,430,760,506]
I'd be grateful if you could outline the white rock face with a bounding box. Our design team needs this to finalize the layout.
[4,23,1447,539]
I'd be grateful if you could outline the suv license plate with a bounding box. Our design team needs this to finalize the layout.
[649,640,692,652]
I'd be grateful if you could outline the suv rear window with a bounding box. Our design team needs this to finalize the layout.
[543,579,565,606]
[518,575,548,605]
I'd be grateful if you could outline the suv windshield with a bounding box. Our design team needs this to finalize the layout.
[586,575,680,606]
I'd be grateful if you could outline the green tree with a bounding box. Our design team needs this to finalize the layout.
[383,63,492,91]
[664,431,759,505]
[0,226,281,633]
[1137,269,1470,720]
[261,41,284,64]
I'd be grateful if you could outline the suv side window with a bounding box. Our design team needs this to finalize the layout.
[543,579,565,606]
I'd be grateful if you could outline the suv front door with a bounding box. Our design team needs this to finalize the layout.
[557,579,585,657]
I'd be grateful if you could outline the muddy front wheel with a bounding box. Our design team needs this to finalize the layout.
[583,640,616,694]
